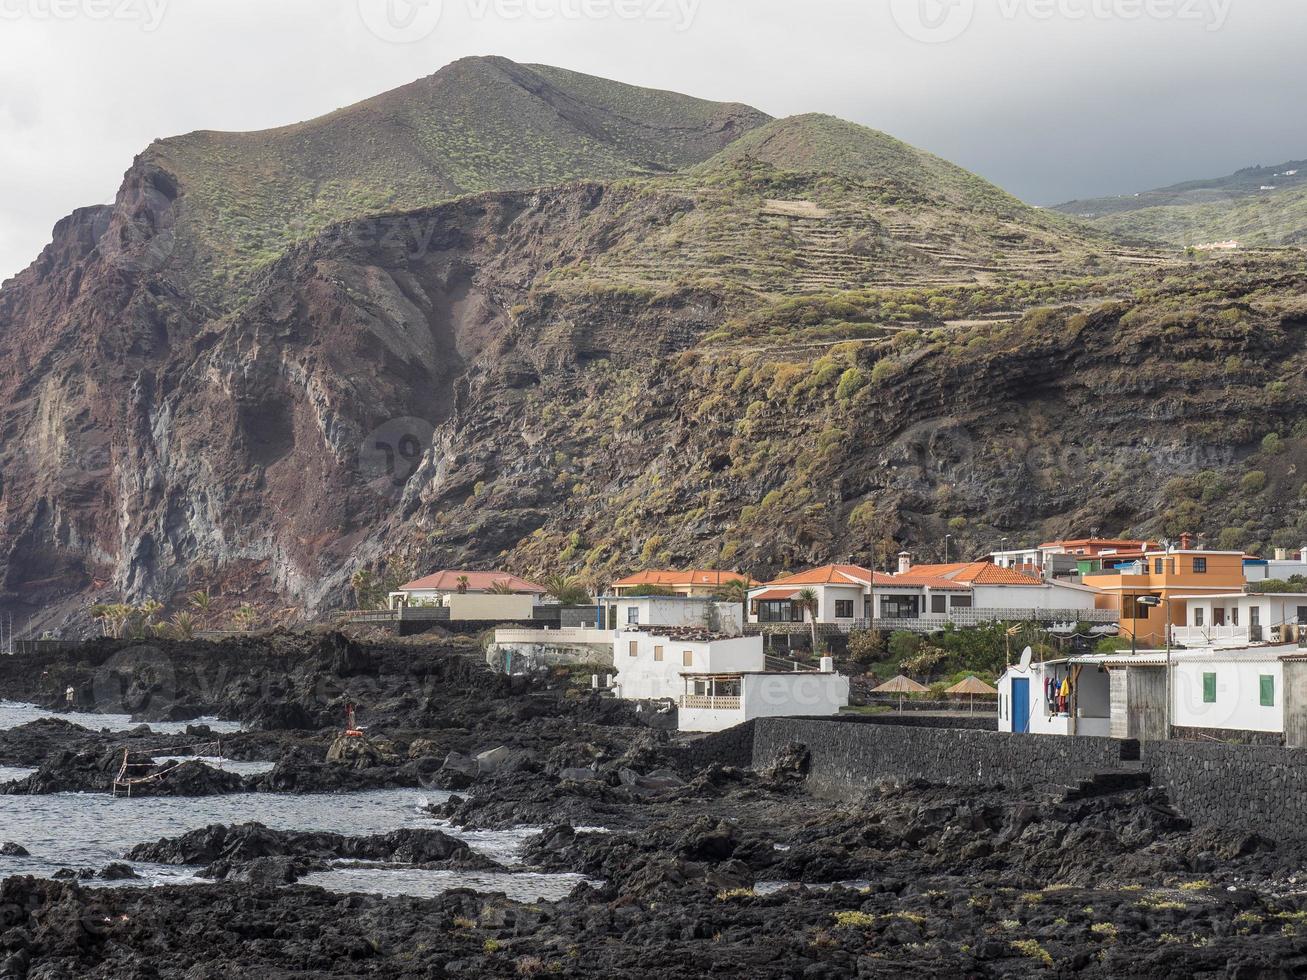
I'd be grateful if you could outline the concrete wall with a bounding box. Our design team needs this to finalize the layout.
[447,593,537,621]
[604,598,743,635]
[752,718,1133,798]
[1285,661,1307,749]
[972,584,1098,612]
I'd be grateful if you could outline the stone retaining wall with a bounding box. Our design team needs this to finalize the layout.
[1141,740,1307,838]
[752,717,1134,798]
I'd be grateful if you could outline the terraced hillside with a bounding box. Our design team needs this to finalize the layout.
[1056,158,1307,247]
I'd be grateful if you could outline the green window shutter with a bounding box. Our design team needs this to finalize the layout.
[1203,673,1217,703]
[1261,675,1275,707]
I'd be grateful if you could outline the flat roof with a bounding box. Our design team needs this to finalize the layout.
[1171,592,1307,600]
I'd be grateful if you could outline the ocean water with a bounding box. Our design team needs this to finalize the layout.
[0,700,243,735]
[0,701,592,900]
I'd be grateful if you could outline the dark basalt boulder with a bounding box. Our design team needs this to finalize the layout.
[0,842,29,856]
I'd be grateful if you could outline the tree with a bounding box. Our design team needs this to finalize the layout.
[138,599,164,637]
[543,574,590,606]
[168,612,196,641]
[188,589,214,629]
[795,588,820,654]
[351,569,382,610]
[233,605,257,632]
[456,575,470,595]
[488,580,517,595]
[90,604,112,637]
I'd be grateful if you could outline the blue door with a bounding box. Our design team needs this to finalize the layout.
[1012,678,1030,733]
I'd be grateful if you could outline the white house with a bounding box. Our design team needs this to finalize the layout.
[390,570,547,620]
[748,558,1111,633]
[611,626,849,732]
[1244,550,1307,583]
[1171,591,1307,647]
[597,595,743,635]
[998,644,1303,743]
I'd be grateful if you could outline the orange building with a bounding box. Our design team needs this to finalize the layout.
[612,570,755,598]
[1082,539,1247,645]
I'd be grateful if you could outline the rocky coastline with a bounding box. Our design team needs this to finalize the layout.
[3,633,1307,977]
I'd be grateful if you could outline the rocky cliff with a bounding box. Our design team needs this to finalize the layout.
[2,58,1305,632]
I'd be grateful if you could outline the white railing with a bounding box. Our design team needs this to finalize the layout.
[749,608,1119,636]
[680,695,742,711]
[1171,625,1250,646]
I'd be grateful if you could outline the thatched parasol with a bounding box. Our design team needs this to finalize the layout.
[945,675,999,713]
[872,674,931,712]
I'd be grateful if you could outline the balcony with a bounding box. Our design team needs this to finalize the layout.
[680,695,742,711]
[1171,625,1251,646]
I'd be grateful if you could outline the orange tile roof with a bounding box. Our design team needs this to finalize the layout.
[1038,538,1158,552]
[614,570,755,588]
[763,564,886,587]
[752,588,801,602]
[897,562,1044,586]
[400,571,546,593]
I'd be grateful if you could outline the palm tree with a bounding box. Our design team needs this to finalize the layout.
[350,569,379,610]
[795,588,820,655]
[188,589,213,629]
[90,604,111,637]
[543,574,590,607]
[456,575,470,595]
[168,612,196,641]
[139,599,164,636]
[234,604,257,632]
[488,580,517,595]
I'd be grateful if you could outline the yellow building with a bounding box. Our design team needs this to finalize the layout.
[1083,541,1246,645]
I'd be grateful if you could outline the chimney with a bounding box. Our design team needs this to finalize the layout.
[1180,532,1193,551]
[1276,548,1288,562]
[898,551,912,575]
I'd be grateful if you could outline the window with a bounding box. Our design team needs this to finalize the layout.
[1203,672,1216,703]
[951,595,973,609]
[654,646,664,662]
[758,601,803,623]
[931,595,947,614]
[1250,606,1261,627]
[629,641,638,658]
[1261,675,1275,707]
[1231,608,1239,627]
[626,606,640,625]
[682,651,694,667]
[835,600,855,619]
[1154,558,1164,575]
[1167,559,1177,575]
[880,595,920,619]
[1194,608,1204,627]
[1193,557,1208,574]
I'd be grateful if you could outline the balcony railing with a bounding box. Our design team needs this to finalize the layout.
[680,695,742,711]
[1171,625,1251,646]
[747,608,1119,636]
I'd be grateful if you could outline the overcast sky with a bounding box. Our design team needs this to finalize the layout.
[1,0,1304,282]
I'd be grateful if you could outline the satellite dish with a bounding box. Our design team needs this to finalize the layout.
[1019,646,1034,669]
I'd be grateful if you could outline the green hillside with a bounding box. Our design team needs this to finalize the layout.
[1056,158,1307,247]
[142,56,770,301]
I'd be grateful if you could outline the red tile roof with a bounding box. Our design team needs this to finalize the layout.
[752,588,801,602]
[763,564,888,587]
[897,562,1045,586]
[400,571,546,594]
[614,570,755,588]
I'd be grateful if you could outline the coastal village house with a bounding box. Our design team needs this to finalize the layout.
[611,570,754,597]
[990,538,1159,581]
[1171,590,1307,647]
[389,570,547,621]
[1082,537,1248,646]
[998,643,1307,746]
[611,626,849,732]
[747,556,1109,633]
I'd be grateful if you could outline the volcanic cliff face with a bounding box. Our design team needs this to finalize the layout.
[3,58,1306,632]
